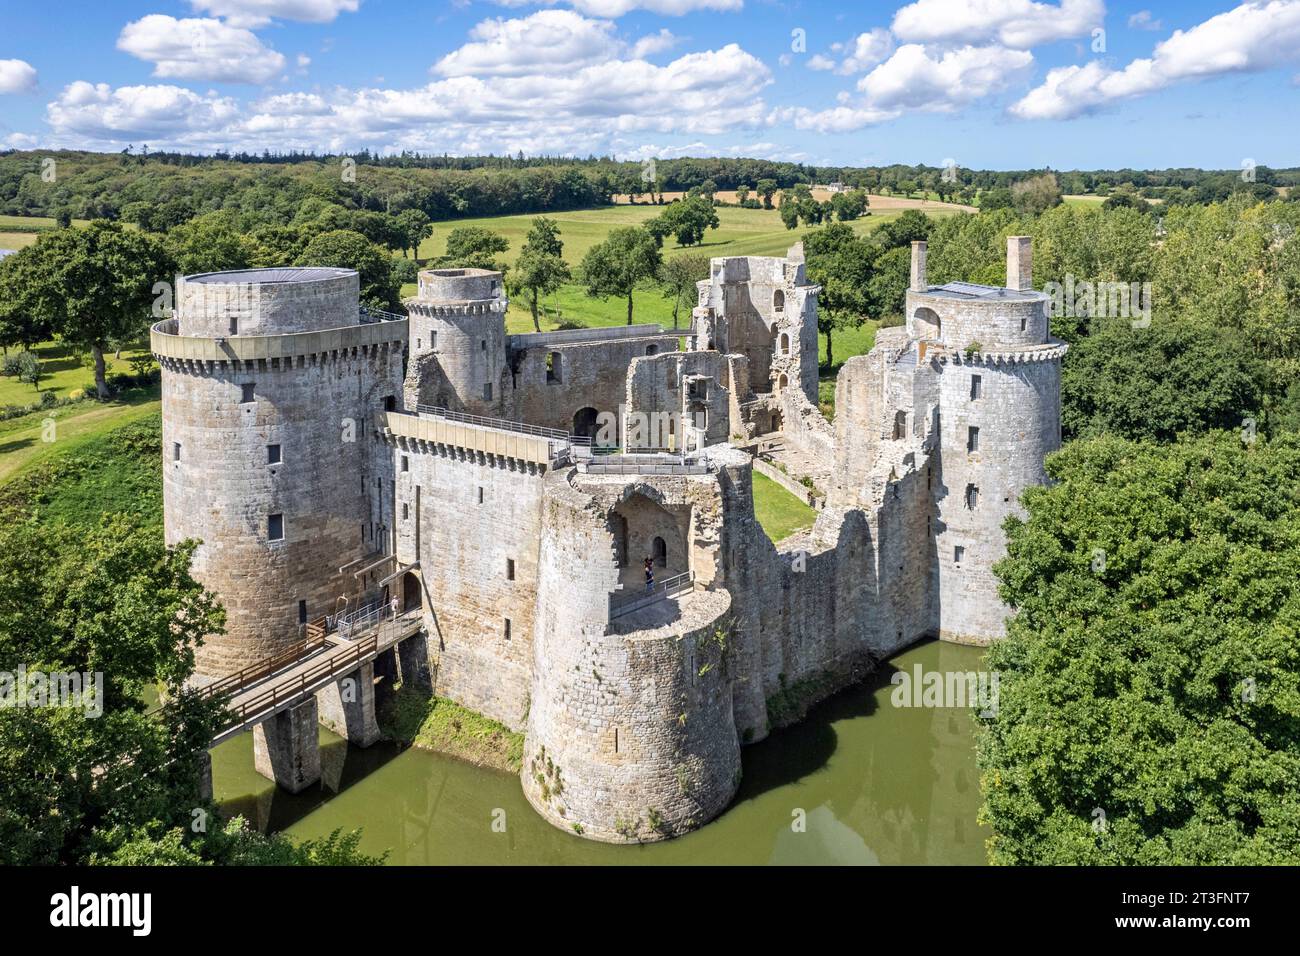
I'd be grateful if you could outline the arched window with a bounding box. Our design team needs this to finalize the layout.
[779,332,790,354]
[776,373,789,393]
[773,289,785,313]
[645,344,659,356]
[893,410,908,440]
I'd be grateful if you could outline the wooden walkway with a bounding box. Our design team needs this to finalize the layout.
[204,610,423,746]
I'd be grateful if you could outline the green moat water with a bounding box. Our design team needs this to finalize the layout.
[213,639,989,865]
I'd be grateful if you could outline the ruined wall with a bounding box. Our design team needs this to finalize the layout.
[391,441,546,728]
[503,330,680,436]
[522,467,741,841]
[623,350,733,450]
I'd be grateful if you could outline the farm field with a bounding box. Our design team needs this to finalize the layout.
[0,339,153,406]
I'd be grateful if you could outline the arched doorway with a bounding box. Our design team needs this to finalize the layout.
[645,344,659,356]
[573,406,600,440]
[913,306,942,340]
[402,572,422,613]
[652,536,667,568]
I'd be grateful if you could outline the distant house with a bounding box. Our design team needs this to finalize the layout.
[825,182,847,193]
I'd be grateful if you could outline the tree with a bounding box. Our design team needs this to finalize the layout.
[1060,319,1266,443]
[507,218,570,333]
[297,229,402,311]
[647,195,720,248]
[0,516,225,864]
[15,350,41,392]
[981,431,1300,864]
[660,253,710,329]
[166,212,260,275]
[394,208,433,260]
[3,221,173,399]
[735,185,751,206]
[1011,173,1063,216]
[442,227,510,271]
[831,189,868,222]
[0,247,56,352]
[580,226,662,325]
[803,223,876,369]
[757,179,778,209]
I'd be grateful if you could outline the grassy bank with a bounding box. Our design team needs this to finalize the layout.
[380,683,524,774]
[752,470,816,543]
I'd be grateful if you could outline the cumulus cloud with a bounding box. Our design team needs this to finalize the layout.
[892,0,1104,49]
[807,54,836,71]
[435,11,681,77]
[1011,0,1300,120]
[45,43,771,154]
[837,28,894,74]
[493,0,742,15]
[118,16,286,84]
[860,43,1034,111]
[1128,10,1162,30]
[0,59,38,94]
[769,104,901,133]
[46,82,242,145]
[187,0,360,28]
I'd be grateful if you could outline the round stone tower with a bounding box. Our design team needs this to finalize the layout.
[403,268,507,416]
[906,237,1067,645]
[153,267,407,676]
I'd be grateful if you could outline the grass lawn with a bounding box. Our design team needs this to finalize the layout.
[752,470,816,543]
[0,388,160,485]
[417,202,968,268]
[1062,195,1107,206]
[0,339,155,406]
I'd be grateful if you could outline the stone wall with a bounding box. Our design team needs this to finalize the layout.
[161,340,404,676]
[391,439,546,729]
[176,268,359,338]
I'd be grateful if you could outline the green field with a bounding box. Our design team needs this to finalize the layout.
[0,339,154,406]
[751,470,816,543]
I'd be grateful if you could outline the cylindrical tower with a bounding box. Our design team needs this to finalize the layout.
[153,267,408,676]
[906,237,1067,645]
[404,268,507,416]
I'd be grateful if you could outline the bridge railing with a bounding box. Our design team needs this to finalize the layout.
[413,404,593,462]
[196,634,330,703]
[610,571,695,620]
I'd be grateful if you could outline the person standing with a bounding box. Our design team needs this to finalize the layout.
[644,556,655,593]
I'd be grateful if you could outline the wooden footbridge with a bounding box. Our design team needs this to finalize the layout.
[200,606,424,748]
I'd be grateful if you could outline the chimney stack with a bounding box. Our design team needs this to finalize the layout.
[1007,236,1033,291]
[910,240,928,292]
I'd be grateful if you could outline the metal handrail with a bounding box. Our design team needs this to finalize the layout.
[610,571,695,620]
[196,634,330,702]
[414,404,571,441]
[359,306,408,324]
[336,597,394,638]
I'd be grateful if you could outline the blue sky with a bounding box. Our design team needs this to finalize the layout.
[0,0,1297,169]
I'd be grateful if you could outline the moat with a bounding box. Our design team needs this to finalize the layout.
[213,640,988,865]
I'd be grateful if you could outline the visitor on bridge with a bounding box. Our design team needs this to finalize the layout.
[644,556,654,594]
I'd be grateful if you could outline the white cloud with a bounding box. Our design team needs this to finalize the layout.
[118,16,286,85]
[1128,10,1162,30]
[187,0,360,28]
[769,105,902,133]
[493,0,742,15]
[892,0,1104,49]
[807,54,836,71]
[860,43,1034,111]
[44,43,771,154]
[434,10,618,77]
[46,82,242,145]
[435,12,680,77]
[1011,0,1300,120]
[631,29,679,58]
[0,59,38,94]
[837,28,894,74]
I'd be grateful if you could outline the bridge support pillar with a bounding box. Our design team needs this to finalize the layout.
[253,698,321,793]
[398,631,433,694]
[317,661,381,748]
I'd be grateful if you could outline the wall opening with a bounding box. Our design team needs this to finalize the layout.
[773,289,785,312]
[645,344,659,356]
[893,410,908,440]
[970,374,982,400]
[546,351,562,384]
[573,406,600,440]
[914,306,942,340]
[402,572,421,613]
[779,332,790,354]
[652,536,667,568]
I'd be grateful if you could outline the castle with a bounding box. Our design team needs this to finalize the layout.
[151,235,1065,843]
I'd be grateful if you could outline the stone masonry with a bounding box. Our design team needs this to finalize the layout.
[156,237,1063,842]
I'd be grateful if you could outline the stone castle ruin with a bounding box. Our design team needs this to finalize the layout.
[152,236,1064,843]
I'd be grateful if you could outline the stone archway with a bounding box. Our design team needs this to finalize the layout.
[914,306,942,340]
